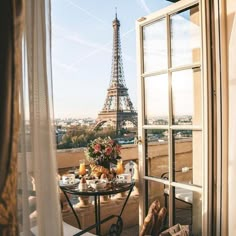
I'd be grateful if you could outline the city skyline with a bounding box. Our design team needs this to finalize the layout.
[51,0,171,118]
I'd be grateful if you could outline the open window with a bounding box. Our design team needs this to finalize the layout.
[136,0,212,234]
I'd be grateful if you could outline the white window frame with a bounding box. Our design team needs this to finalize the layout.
[136,0,213,234]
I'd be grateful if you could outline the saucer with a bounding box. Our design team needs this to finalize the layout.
[59,178,79,187]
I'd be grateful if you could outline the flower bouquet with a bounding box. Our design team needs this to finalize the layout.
[85,137,121,177]
[85,136,121,166]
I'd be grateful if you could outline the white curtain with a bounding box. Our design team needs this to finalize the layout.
[18,0,62,235]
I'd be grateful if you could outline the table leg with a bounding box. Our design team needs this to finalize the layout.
[97,196,101,234]
[94,195,101,235]
[119,184,134,217]
[109,216,123,236]
[61,189,81,229]
[109,184,135,235]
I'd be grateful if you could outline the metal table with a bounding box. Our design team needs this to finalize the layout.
[60,181,135,236]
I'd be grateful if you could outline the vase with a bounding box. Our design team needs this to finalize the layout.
[99,160,110,170]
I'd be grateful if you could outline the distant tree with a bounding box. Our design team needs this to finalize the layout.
[71,136,79,148]
[56,125,137,149]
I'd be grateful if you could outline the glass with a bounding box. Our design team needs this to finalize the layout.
[79,160,86,176]
[145,129,169,178]
[116,159,124,175]
[172,68,202,125]
[173,130,202,186]
[174,187,202,235]
[170,5,200,67]
[143,18,167,73]
[144,74,169,125]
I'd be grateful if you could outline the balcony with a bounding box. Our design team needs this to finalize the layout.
[57,144,139,235]
[51,139,193,235]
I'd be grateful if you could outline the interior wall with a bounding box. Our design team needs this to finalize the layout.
[227,0,236,235]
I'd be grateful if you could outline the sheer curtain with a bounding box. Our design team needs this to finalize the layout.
[18,0,62,235]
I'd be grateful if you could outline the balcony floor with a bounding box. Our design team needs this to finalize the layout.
[120,224,139,236]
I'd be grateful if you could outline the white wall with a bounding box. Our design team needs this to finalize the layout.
[227,0,236,234]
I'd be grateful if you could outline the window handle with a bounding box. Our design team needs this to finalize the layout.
[134,136,142,144]
[137,136,142,144]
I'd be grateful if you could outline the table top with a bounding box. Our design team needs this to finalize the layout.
[59,180,135,197]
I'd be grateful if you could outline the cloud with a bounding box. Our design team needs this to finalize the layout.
[137,0,151,14]
[52,23,136,70]
[67,27,136,69]
[52,24,106,49]
[64,0,108,26]
[52,23,112,71]
[68,41,112,69]
[121,28,135,38]
[52,60,77,72]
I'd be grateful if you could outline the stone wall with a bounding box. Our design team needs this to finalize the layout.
[56,144,138,173]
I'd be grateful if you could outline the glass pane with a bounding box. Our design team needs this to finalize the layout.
[145,129,169,178]
[144,74,169,125]
[143,18,167,73]
[173,130,202,186]
[172,68,202,125]
[146,180,169,227]
[174,187,202,235]
[170,5,200,67]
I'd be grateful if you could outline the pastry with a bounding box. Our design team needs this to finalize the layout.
[90,164,110,178]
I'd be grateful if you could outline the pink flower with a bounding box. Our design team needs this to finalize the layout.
[105,146,113,155]
[94,144,101,153]
[109,140,115,145]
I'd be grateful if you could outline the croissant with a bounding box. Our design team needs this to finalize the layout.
[90,164,110,178]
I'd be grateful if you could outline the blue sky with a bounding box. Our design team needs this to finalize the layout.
[51,0,171,118]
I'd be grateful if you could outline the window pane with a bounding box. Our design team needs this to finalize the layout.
[143,18,167,73]
[173,130,202,187]
[144,75,168,125]
[172,68,202,125]
[174,187,202,235]
[145,129,169,178]
[146,180,168,227]
[170,5,200,67]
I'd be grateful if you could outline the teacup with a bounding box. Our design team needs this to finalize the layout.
[90,180,107,190]
[62,174,75,184]
[116,173,132,183]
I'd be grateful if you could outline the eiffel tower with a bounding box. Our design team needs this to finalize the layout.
[94,13,137,134]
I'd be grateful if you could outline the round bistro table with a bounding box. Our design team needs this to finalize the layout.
[60,181,135,236]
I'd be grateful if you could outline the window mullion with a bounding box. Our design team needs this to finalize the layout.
[167,13,174,227]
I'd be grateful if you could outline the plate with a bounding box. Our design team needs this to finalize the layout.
[59,178,80,187]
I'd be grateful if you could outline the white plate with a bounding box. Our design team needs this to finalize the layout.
[59,178,80,187]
